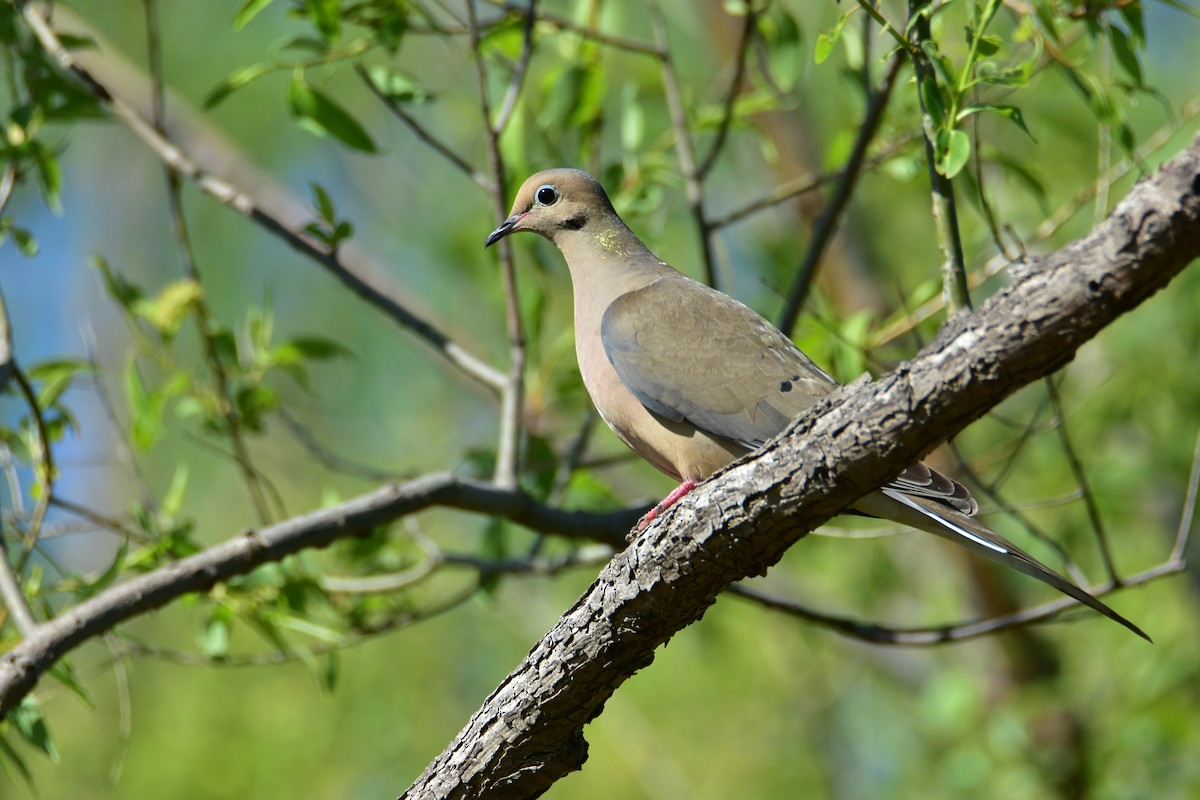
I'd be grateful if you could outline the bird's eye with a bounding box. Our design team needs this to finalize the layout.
[535,185,559,206]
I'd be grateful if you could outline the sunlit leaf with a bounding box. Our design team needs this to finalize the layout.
[132,279,203,337]
[957,103,1033,139]
[288,72,377,152]
[234,0,276,30]
[935,128,970,178]
[204,63,272,109]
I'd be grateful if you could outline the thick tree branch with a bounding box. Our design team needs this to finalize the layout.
[399,136,1200,799]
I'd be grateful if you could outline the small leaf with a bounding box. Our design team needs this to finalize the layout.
[366,66,433,104]
[92,255,144,311]
[132,279,203,337]
[310,182,335,222]
[234,0,276,30]
[957,103,1034,139]
[1107,25,1143,87]
[919,76,946,127]
[200,609,232,659]
[815,10,851,65]
[935,128,970,178]
[28,358,93,408]
[12,696,58,762]
[288,72,377,152]
[204,63,272,109]
[276,335,352,361]
[162,463,189,518]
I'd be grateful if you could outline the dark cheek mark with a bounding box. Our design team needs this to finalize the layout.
[561,214,586,231]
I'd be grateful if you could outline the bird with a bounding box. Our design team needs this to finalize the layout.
[485,168,1148,641]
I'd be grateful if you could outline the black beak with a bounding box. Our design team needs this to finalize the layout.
[484,213,524,248]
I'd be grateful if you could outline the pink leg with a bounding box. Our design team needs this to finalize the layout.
[636,479,697,531]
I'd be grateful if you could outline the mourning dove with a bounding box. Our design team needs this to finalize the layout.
[486,168,1147,641]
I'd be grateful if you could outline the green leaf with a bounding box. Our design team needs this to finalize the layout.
[162,463,189,518]
[1107,25,1143,87]
[957,103,1034,139]
[310,182,335,222]
[0,733,34,787]
[132,278,203,337]
[200,608,232,659]
[288,72,377,152]
[276,335,352,361]
[974,33,1001,57]
[761,8,803,91]
[12,696,58,763]
[935,128,970,178]
[365,67,432,104]
[28,358,93,408]
[92,255,144,312]
[10,226,38,256]
[619,83,644,154]
[919,76,946,127]
[234,0,276,30]
[30,141,62,214]
[304,0,342,41]
[204,63,272,109]
[815,10,851,65]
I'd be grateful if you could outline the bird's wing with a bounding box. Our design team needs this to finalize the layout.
[601,276,838,449]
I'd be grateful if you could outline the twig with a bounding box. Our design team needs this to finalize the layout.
[651,2,718,288]
[709,136,916,229]
[871,93,1200,349]
[777,52,904,334]
[467,0,527,489]
[15,2,506,393]
[143,0,272,524]
[1044,378,1119,582]
[0,471,639,714]
[276,406,403,482]
[908,2,971,313]
[11,366,52,562]
[694,3,756,180]
[0,163,15,217]
[354,64,492,192]
[1172,428,1200,563]
[483,1,661,56]
[731,552,1182,645]
[492,0,537,134]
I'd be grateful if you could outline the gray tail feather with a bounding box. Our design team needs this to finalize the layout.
[869,488,1151,642]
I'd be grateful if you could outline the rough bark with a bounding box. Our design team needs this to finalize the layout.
[399,136,1200,799]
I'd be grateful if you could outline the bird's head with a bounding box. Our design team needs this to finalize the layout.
[485,169,618,248]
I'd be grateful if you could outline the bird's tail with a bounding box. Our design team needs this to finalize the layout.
[853,488,1150,642]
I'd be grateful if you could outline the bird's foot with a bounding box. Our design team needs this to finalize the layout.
[636,479,697,531]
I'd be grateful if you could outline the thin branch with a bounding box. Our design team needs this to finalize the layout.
[354,64,493,192]
[0,471,639,715]
[11,366,52,562]
[0,163,15,217]
[694,3,756,180]
[482,1,662,56]
[467,0,527,489]
[651,2,718,288]
[143,0,272,524]
[492,0,537,134]
[871,94,1200,349]
[276,406,403,482]
[15,2,506,392]
[1172,427,1200,564]
[731,551,1183,645]
[908,2,971,313]
[1045,378,1119,582]
[709,135,916,228]
[777,52,904,334]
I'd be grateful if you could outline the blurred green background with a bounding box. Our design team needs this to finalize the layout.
[2,0,1199,797]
